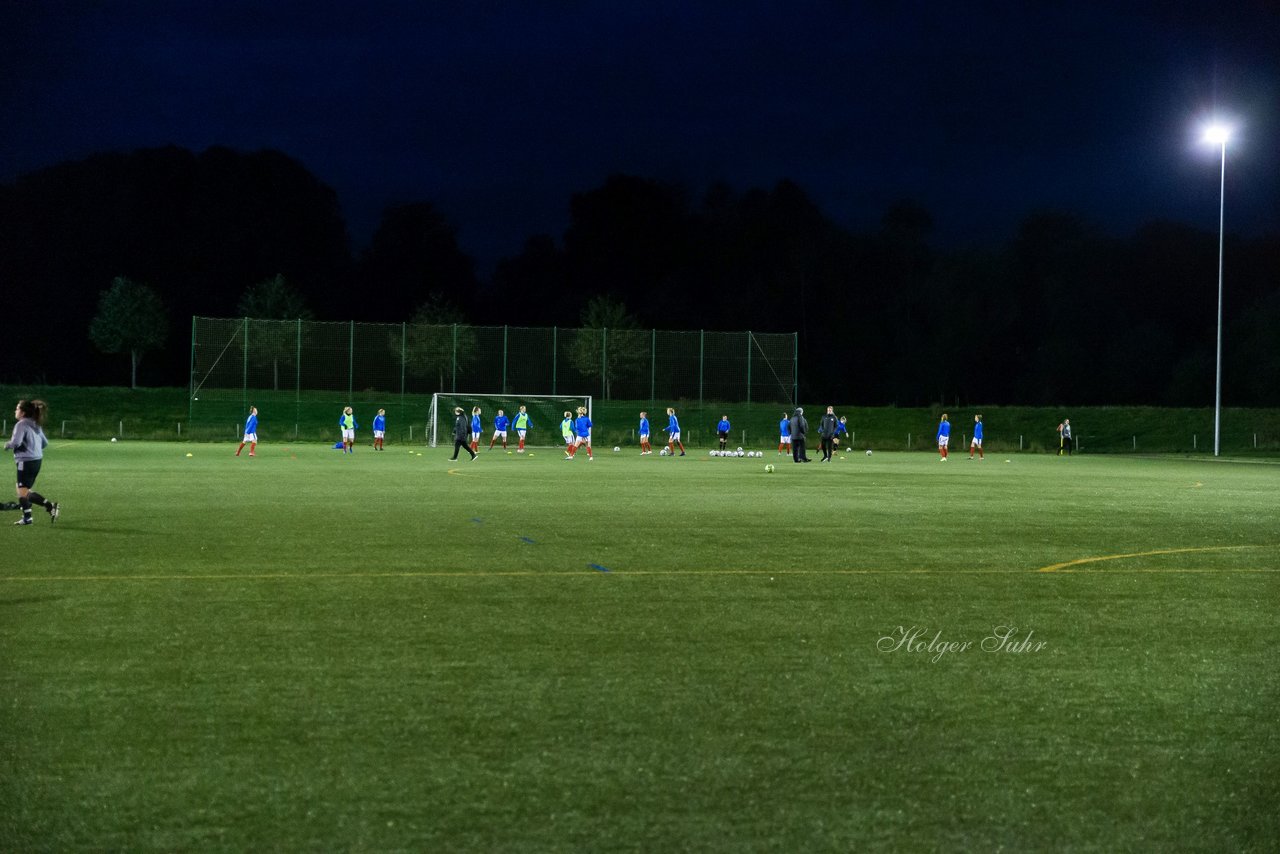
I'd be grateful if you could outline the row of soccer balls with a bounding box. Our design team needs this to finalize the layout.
[607,446,874,458]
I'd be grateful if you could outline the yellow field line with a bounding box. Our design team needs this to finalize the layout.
[2,565,1277,584]
[1037,544,1269,573]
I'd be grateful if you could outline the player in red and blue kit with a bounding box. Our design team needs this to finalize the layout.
[372,409,386,450]
[236,406,258,457]
[638,411,652,455]
[778,413,791,455]
[835,415,848,453]
[470,407,482,454]
[968,414,984,460]
[489,409,510,450]
[665,407,686,456]
[936,413,950,461]
[567,406,593,460]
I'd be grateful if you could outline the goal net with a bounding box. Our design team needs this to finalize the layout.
[427,393,592,448]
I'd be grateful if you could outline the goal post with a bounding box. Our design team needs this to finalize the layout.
[427,393,592,448]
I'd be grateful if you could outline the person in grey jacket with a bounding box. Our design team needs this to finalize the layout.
[450,406,477,461]
[818,405,839,462]
[6,399,59,526]
[790,407,811,463]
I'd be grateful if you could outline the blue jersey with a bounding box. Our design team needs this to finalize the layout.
[494,414,510,432]
[639,417,650,435]
[667,414,680,434]
[717,419,730,433]
[574,415,592,438]
[835,421,847,437]
[372,414,386,432]
[471,414,481,433]
[244,413,258,434]
[937,420,951,440]
[973,421,983,441]
[780,418,791,437]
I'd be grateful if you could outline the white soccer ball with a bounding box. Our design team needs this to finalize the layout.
[613,446,620,452]
[660,447,669,456]
[111,437,117,443]
[736,447,744,454]
[765,464,775,473]
[866,449,873,456]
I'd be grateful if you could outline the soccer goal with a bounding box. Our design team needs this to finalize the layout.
[427,393,592,448]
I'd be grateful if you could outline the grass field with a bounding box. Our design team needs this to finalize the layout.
[2,439,1278,851]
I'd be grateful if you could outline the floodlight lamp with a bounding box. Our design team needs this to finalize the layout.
[1202,124,1232,146]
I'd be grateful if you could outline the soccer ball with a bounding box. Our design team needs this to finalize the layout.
[764,464,775,473]
[660,447,669,456]
[866,449,873,456]
[613,446,620,452]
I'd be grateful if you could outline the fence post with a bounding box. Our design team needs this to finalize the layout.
[793,332,799,405]
[188,316,197,424]
[602,327,608,400]
[746,331,752,404]
[242,317,249,414]
[1193,433,1197,450]
[699,329,705,410]
[295,318,303,430]
[451,324,458,393]
[502,325,509,394]
[1020,434,1023,450]
[1133,435,1136,451]
[907,432,911,449]
[650,328,656,404]
[177,422,181,437]
[551,326,558,396]
[400,322,406,407]
[348,320,354,400]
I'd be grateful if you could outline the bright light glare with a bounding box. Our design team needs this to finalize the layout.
[1202,124,1232,145]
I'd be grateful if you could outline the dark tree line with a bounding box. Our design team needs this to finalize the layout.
[2,146,1276,405]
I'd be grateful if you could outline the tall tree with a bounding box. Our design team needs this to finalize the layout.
[88,276,168,388]
[570,295,647,399]
[400,293,476,393]
[358,203,478,321]
[237,274,315,391]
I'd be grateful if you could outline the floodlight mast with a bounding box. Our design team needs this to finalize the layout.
[1202,124,1230,457]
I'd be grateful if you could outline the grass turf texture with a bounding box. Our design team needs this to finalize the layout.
[2,442,1278,851]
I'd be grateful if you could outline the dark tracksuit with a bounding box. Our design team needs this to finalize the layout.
[790,410,810,463]
[451,413,476,460]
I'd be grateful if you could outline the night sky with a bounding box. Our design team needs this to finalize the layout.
[3,2,1277,270]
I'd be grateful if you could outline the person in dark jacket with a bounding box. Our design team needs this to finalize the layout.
[450,407,477,461]
[790,407,811,463]
[818,405,839,462]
